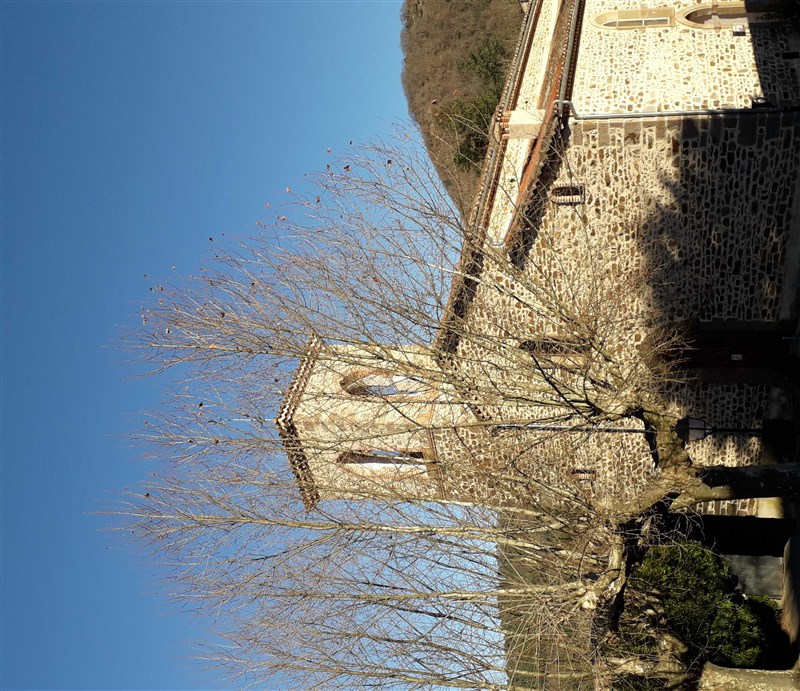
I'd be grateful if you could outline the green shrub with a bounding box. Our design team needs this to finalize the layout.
[710,599,764,667]
[611,675,667,690]
[446,93,499,169]
[628,541,788,669]
[630,541,737,648]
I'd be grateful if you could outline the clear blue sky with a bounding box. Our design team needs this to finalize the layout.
[1,1,407,688]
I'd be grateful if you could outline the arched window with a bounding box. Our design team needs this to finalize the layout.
[684,6,746,25]
[595,8,674,29]
[679,2,779,28]
[338,449,428,479]
[341,371,432,398]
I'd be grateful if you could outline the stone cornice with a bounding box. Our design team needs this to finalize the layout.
[276,333,323,510]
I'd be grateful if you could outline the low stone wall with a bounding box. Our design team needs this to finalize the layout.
[699,663,800,689]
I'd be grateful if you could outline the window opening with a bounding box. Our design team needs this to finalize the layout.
[608,16,671,27]
[340,450,425,464]
[338,450,428,479]
[341,371,431,398]
[520,337,590,369]
[521,337,589,355]
[595,8,674,28]
[550,185,585,205]
[570,468,596,482]
[681,3,780,28]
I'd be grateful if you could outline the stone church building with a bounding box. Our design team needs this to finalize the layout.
[277,0,800,516]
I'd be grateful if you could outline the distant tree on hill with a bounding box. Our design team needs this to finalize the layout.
[441,39,510,170]
[401,0,523,205]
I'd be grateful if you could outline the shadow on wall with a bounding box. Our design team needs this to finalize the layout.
[749,8,800,110]
[644,110,799,327]
[645,107,800,499]
[644,16,800,326]
[637,19,800,506]
[511,23,800,491]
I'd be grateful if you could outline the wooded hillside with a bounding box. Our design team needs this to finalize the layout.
[401,0,524,211]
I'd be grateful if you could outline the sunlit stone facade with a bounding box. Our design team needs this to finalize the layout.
[279,0,800,516]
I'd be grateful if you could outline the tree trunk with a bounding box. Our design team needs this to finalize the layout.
[670,463,800,511]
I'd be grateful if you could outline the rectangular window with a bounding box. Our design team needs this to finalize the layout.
[550,185,585,205]
[642,17,671,26]
[570,468,596,482]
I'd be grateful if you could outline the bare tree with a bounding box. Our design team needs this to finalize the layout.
[126,452,607,687]
[124,128,797,689]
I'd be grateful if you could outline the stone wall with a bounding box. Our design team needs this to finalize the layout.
[573,0,800,114]
[430,421,655,510]
[443,109,799,514]
[555,112,800,323]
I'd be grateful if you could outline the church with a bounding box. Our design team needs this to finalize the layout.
[277,0,800,519]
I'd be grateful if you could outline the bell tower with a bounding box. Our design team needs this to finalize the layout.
[277,335,467,508]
